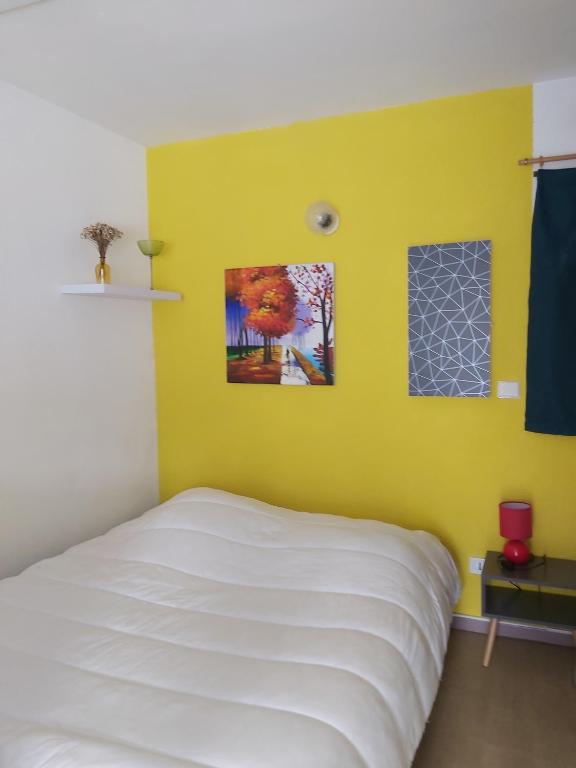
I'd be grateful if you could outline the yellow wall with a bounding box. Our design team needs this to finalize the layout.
[148,86,576,616]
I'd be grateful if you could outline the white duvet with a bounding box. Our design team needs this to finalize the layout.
[0,488,459,768]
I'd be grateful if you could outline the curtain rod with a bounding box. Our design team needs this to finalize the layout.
[518,153,576,167]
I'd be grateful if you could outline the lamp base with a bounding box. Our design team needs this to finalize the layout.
[502,539,531,565]
[498,553,545,573]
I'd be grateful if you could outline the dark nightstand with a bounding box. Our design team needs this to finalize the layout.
[481,550,576,678]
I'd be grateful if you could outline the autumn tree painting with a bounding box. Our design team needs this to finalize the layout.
[240,267,297,364]
[225,263,335,386]
[290,263,334,386]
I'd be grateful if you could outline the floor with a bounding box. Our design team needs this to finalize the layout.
[413,629,576,768]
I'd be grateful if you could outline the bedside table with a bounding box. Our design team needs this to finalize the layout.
[481,550,576,676]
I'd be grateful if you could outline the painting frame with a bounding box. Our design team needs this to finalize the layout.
[225,262,335,386]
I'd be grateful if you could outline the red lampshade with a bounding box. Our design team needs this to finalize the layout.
[499,501,532,540]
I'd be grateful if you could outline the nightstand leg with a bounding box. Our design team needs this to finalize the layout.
[483,618,499,667]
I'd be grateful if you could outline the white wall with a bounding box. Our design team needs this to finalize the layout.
[533,77,576,167]
[0,80,158,578]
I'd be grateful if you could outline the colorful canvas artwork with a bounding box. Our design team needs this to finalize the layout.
[225,263,335,385]
[408,240,491,397]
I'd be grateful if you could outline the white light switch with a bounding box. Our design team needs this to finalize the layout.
[497,381,520,399]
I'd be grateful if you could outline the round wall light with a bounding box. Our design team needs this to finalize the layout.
[306,202,339,235]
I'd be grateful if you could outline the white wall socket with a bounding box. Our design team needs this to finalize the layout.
[469,556,485,575]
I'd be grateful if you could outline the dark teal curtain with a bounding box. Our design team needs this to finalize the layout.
[526,168,576,435]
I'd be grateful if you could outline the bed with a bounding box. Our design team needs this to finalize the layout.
[0,487,459,768]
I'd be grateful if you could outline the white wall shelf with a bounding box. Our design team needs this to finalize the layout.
[61,284,181,301]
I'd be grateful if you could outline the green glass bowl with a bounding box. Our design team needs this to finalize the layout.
[137,239,165,257]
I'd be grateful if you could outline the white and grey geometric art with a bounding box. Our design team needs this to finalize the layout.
[408,240,491,397]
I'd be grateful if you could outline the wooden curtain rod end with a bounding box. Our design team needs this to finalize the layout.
[518,152,576,167]
[518,157,544,166]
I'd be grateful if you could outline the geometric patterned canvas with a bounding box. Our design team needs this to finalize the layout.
[408,240,491,397]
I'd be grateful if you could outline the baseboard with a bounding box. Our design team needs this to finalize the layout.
[452,613,574,647]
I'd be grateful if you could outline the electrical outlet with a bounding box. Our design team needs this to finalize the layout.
[469,556,485,575]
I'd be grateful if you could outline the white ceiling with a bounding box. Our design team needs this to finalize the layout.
[0,1,43,13]
[1,0,576,146]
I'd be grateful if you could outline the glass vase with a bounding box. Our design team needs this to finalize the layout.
[95,257,111,284]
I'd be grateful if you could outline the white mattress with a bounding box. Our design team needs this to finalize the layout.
[0,488,459,768]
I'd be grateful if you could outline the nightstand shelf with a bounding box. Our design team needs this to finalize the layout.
[481,550,576,680]
[484,584,576,630]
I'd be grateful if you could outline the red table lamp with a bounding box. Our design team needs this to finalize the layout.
[499,501,532,565]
